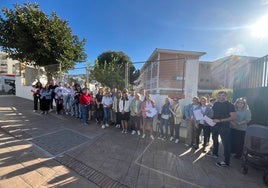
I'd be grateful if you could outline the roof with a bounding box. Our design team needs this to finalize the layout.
[141,48,206,71]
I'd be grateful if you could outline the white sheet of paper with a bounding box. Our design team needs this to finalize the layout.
[146,107,157,117]
[193,109,203,120]
[203,116,216,127]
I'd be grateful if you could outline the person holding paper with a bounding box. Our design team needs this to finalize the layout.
[169,97,183,144]
[183,96,201,147]
[141,93,157,139]
[158,97,172,140]
[195,97,213,151]
[206,91,236,167]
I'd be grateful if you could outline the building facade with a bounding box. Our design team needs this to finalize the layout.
[0,51,19,75]
[136,49,259,100]
[135,48,206,100]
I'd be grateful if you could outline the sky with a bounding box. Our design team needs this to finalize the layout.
[1,0,268,74]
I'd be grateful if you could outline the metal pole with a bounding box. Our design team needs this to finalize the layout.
[125,62,129,89]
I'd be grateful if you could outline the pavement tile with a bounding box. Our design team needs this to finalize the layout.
[0,176,32,188]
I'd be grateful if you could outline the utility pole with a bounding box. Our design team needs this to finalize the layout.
[125,62,129,89]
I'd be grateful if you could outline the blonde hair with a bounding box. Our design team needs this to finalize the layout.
[234,97,249,110]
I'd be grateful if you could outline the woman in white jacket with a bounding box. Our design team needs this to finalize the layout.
[119,91,131,133]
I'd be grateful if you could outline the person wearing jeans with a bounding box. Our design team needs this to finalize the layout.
[207,91,236,167]
[170,98,183,144]
[79,88,91,125]
[158,98,171,140]
[130,93,142,135]
[183,97,201,147]
[102,90,113,129]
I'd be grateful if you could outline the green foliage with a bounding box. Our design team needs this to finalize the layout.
[91,51,140,89]
[0,3,87,79]
[212,88,233,102]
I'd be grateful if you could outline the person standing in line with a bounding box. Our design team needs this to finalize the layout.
[207,91,236,167]
[79,88,91,125]
[110,87,117,125]
[140,88,146,101]
[129,92,142,135]
[54,82,64,114]
[183,97,201,147]
[230,98,251,159]
[113,90,122,129]
[128,89,135,102]
[89,91,96,121]
[95,88,104,125]
[62,82,72,115]
[31,81,42,112]
[48,79,58,112]
[141,93,157,139]
[40,83,52,115]
[195,97,213,151]
[73,84,82,118]
[119,91,130,133]
[158,97,172,140]
[101,89,113,129]
[169,97,183,144]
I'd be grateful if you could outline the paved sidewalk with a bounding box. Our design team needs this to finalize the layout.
[0,96,266,188]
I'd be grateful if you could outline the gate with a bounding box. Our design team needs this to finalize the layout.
[233,87,268,125]
[233,54,268,126]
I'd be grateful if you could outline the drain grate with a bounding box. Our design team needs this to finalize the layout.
[31,129,89,156]
[56,154,129,188]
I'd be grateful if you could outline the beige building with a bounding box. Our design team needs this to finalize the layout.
[0,51,19,75]
[135,48,206,99]
[136,49,259,99]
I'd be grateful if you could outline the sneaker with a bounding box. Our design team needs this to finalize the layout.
[175,139,179,144]
[162,136,167,140]
[105,123,109,127]
[124,130,127,134]
[101,125,105,129]
[142,134,146,138]
[65,112,69,115]
[150,135,155,140]
[137,130,141,136]
[122,129,125,133]
[170,136,174,141]
[216,161,229,167]
[158,135,163,139]
[33,110,36,113]
[131,130,136,135]
[206,152,218,159]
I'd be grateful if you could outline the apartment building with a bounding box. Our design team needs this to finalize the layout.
[135,48,206,100]
[0,51,19,75]
[136,49,259,100]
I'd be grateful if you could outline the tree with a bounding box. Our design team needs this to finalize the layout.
[90,51,140,89]
[0,3,87,79]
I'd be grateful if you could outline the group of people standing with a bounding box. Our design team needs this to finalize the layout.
[31,80,252,168]
[183,91,251,167]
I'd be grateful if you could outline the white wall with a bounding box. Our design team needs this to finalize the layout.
[184,59,199,102]
[15,76,33,100]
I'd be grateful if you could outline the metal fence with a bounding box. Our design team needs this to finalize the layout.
[233,54,268,126]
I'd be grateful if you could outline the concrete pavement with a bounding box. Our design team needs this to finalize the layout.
[0,96,266,188]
